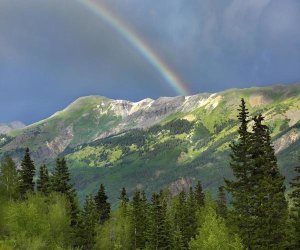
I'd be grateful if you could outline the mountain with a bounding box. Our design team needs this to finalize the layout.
[1,83,300,205]
[0,121,25,134]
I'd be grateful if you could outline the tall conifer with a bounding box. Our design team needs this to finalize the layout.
[51,158,72,194]
[249,115,289,249]
[172,190,189,249]
[94,184,111,224]
[289,157,300,248]
[225,99,254,249]
[216,186,227,219]
[80,195,98,249]
[36,164,50,195]
[194,181,205,208]
[19,148,35,198]
[131,190,148,249]
[147,192,172,250]
[51,157,79,227]
[186,187,198,242]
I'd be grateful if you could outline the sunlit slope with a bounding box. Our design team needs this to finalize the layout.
[65,84,300,203]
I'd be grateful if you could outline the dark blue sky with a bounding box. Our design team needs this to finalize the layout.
[0,0,299,124]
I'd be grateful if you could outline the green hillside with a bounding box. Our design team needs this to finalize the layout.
[2,83,300,205]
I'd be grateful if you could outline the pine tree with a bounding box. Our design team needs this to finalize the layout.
[131,189,148,249]
[51,157,79,227]
[19,148,35,198]
[290,157,300,208]
[289,157,300,248]
[0,156,18,200]
[186,188,198,243]
[249,115,289,249]
[51,158,72,194]
[119,187,129,209]
[194,181,205,208]
[79,195,98,249]
[36,165,50,195]
[94,184,111,224]
[216,186,227,219]
[118,187,130,220]
[226,100,290,249]
[172,190,190,249]
[147,192,172,250]
[172,226,186,250]
[225,99,254,249]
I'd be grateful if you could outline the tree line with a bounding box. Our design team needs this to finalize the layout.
[0,99,300,249]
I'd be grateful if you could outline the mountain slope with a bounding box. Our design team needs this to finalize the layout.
[1,83,300,205]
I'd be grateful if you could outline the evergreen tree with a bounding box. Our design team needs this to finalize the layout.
[0,156,18,201]
[172,226,186,250]
[119,187,129,212]
[94,184,111,224]
[194,181,205,208]
[289,157,300,248]
[78,195,98,249]
[36,165,50,195]
[186,187,198,243]
[226,100,289,249]
[216,186,227,219]
[225,99,255,249]
[19,148,35,198]
[51,158,72,194]
[249,115,289,249]
[172,190,189,249]
[51,158,79,227]
[131,189,148,249]
[290,157,300,208]
[147,192,172,250]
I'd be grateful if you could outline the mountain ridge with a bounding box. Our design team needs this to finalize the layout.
[1,83,300,204]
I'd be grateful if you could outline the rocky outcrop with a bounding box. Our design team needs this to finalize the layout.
[34,125,74,160]
[249,93,272,107]
[274,128,300,154]
[285,110,300,127]
[169,177,195,196]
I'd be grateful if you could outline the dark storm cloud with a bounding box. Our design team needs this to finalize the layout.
[0,0,299,123]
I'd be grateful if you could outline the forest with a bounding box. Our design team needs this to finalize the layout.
[0,99,300,250]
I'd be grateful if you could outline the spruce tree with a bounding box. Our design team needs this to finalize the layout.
[172,190,189,249]
[51,158,72,194]
[225,99,254,249]
[0,156,18,200]
[249,115,289,249]
[289,157,300,248]
[216,186,227,219]
[172,226,186,250]
[147,192,172,250]
[94,184,111,224]
[19,148,35,198]
[290,157,300,208]
[79,195,98,249]
[131,189,148,249]
[51,157,79,227]
[119,187,129,208]
[186,187,198,242]
[36,164,50,195]
[194,181,205,208]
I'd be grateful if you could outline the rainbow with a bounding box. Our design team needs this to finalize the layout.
[76,0,190,96]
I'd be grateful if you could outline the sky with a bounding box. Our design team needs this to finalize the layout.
[0,0,300,124]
